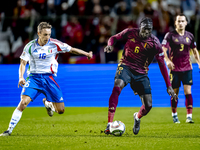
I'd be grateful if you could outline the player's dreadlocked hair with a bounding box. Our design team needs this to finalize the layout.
[140,17,153,26]
[37,22,52,33]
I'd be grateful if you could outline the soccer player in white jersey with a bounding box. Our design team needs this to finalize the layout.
[0,22,93,136]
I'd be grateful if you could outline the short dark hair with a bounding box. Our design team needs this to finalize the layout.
[175,13,188,22]
[37,22,52,33]
[140,17,153,25]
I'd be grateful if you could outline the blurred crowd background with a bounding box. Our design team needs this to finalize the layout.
[0,0,200,64]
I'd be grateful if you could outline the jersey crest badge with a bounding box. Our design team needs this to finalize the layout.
[186,37,189,43]
[130,38,135,42]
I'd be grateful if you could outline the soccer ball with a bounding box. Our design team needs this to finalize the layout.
[109,120,125,136]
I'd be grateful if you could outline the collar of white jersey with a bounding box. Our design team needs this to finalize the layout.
[36,39,50,46]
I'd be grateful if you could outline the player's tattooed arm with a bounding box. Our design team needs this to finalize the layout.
[162,46,175,70]
[18,59,27,88]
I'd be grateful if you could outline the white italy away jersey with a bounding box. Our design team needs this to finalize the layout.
[20,38,71,76]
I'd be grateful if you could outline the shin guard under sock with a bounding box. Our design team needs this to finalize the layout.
[108,86,121,122]
[185,94,193,114]
[171,97,178,113]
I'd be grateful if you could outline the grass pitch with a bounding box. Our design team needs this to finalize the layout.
[0,107,200,150]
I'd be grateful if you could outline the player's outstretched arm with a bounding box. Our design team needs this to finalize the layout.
[69,47,93,60]
[18,59,27,88]
[162,46,175,70]
[104,28,128,53]
[191,48,200,69]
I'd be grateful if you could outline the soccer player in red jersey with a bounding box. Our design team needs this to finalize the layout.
[162,14,200,123]
[104,17,177,135]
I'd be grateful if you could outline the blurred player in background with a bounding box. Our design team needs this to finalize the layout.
[162,14,200,123]
[104,17,177,135]
[0,22,93,136]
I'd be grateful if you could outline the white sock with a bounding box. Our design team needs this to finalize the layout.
[45,101,55,112]
[172,112,177,117]
[187,114,192,118]
[7,108,22,133]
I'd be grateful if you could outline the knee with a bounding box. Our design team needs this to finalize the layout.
[184,86,191,95]
[144,103,152,114]
[18,102,27,111]
[57,108,65,114]
[143,94,152,112]
[146,105,152,112]
[18,96,31,111]
[114,79,125,91]
[144,102,152,111]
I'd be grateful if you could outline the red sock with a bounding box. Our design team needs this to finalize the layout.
[108,86,121,122]
[171,97,178,113]
[108,111,115,123]
[137,111,143,119]
[185,94,193,114]
[138,105,152,119]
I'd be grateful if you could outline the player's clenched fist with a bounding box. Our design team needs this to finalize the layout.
[104,45,114,53]
[87,51,93,60]
[18,78,26,88]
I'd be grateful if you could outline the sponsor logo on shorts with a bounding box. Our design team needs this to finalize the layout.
[119,67,123,70]
[189,80,192,83]
[60,97,63,101]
